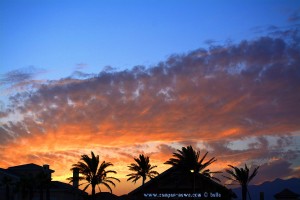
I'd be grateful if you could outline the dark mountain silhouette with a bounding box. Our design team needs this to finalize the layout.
[232,178,300,200]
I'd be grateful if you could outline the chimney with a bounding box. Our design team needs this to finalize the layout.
[260,192,264,200]
[73,168,79,189]
[43,164,49,171]
[43,164,51,179]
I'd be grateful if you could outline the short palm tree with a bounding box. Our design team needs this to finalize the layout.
[67,151,120,198]
[127,154,159,185]
[223,164,259,200]
[164,145,220,181]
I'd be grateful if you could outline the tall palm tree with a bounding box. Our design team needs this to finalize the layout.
[164,145,220,181]
[223,164,259,200]
[67,151,120,198]
[127,154,159,185]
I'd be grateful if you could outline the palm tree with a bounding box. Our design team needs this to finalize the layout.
[127,154,159,185]
[67,151,120,198]
[223,164,259,200]
[164,145,220,181]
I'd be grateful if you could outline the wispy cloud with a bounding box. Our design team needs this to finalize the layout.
[288,9,300,22]
[0,66,47,96]
[74,63,89,70]
[0,66,46,86]
[68,71,96,79]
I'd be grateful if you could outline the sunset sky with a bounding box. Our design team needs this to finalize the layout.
[0,0,300,196]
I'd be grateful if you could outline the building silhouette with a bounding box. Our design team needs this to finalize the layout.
[0,163,86,200]
[126,166,236,200]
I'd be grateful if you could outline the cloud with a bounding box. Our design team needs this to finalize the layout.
[74,63,88,70]
[68,71,96,79]
[0,30,299,194]
[288,9,300,22]
[0,66,47,97]
[0,66,46,86]
[1,30,300,145]
[204,135,299,165]
[253,159,298,184]
[102,65,117,72]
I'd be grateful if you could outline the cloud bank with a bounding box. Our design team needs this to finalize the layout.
[0,29,299,194]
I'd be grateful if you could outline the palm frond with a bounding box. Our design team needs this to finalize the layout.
[67,151,119,194]
[82,183,90,192]
[224,164,259,200]
[165,145,217,180]
[127,154,159,185]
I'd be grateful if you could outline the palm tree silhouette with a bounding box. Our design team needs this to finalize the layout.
[127,154,159,185]
[67,151,120,198]
[223,164,259,200]
[164,145,220,181]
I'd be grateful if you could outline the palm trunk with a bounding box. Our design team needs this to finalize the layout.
[142,177,146,185]
[91,184,96,200]
[242,185,247,200]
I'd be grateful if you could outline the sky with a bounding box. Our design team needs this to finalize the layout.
[0,0,300,196]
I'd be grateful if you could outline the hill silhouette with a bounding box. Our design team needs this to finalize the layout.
[232,178,300,200]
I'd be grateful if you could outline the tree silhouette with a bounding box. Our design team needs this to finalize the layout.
[223,164,259,200]
[67,151,120,198]
[164,145,220,181]
[127,154,159,185]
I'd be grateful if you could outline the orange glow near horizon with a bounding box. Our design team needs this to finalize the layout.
[1,105,300,196]
[1,123,297,195]
[0,124,245,195]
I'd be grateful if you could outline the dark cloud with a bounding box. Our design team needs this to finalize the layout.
[203,39,217,46]
[218,159,299,186]
[204,135,300,185]
[288,9,300,22]
[74,63,88,70]
[205,136,299,164]
[157,144,177,156]
[102,65,117,72]
[69,71,96,79]
[0,66,46,86]
[253,159,297,184]
[0,112,7,118]
[0,100,6,117]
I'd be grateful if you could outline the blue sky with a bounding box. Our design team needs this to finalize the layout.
[1,0,298,80]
